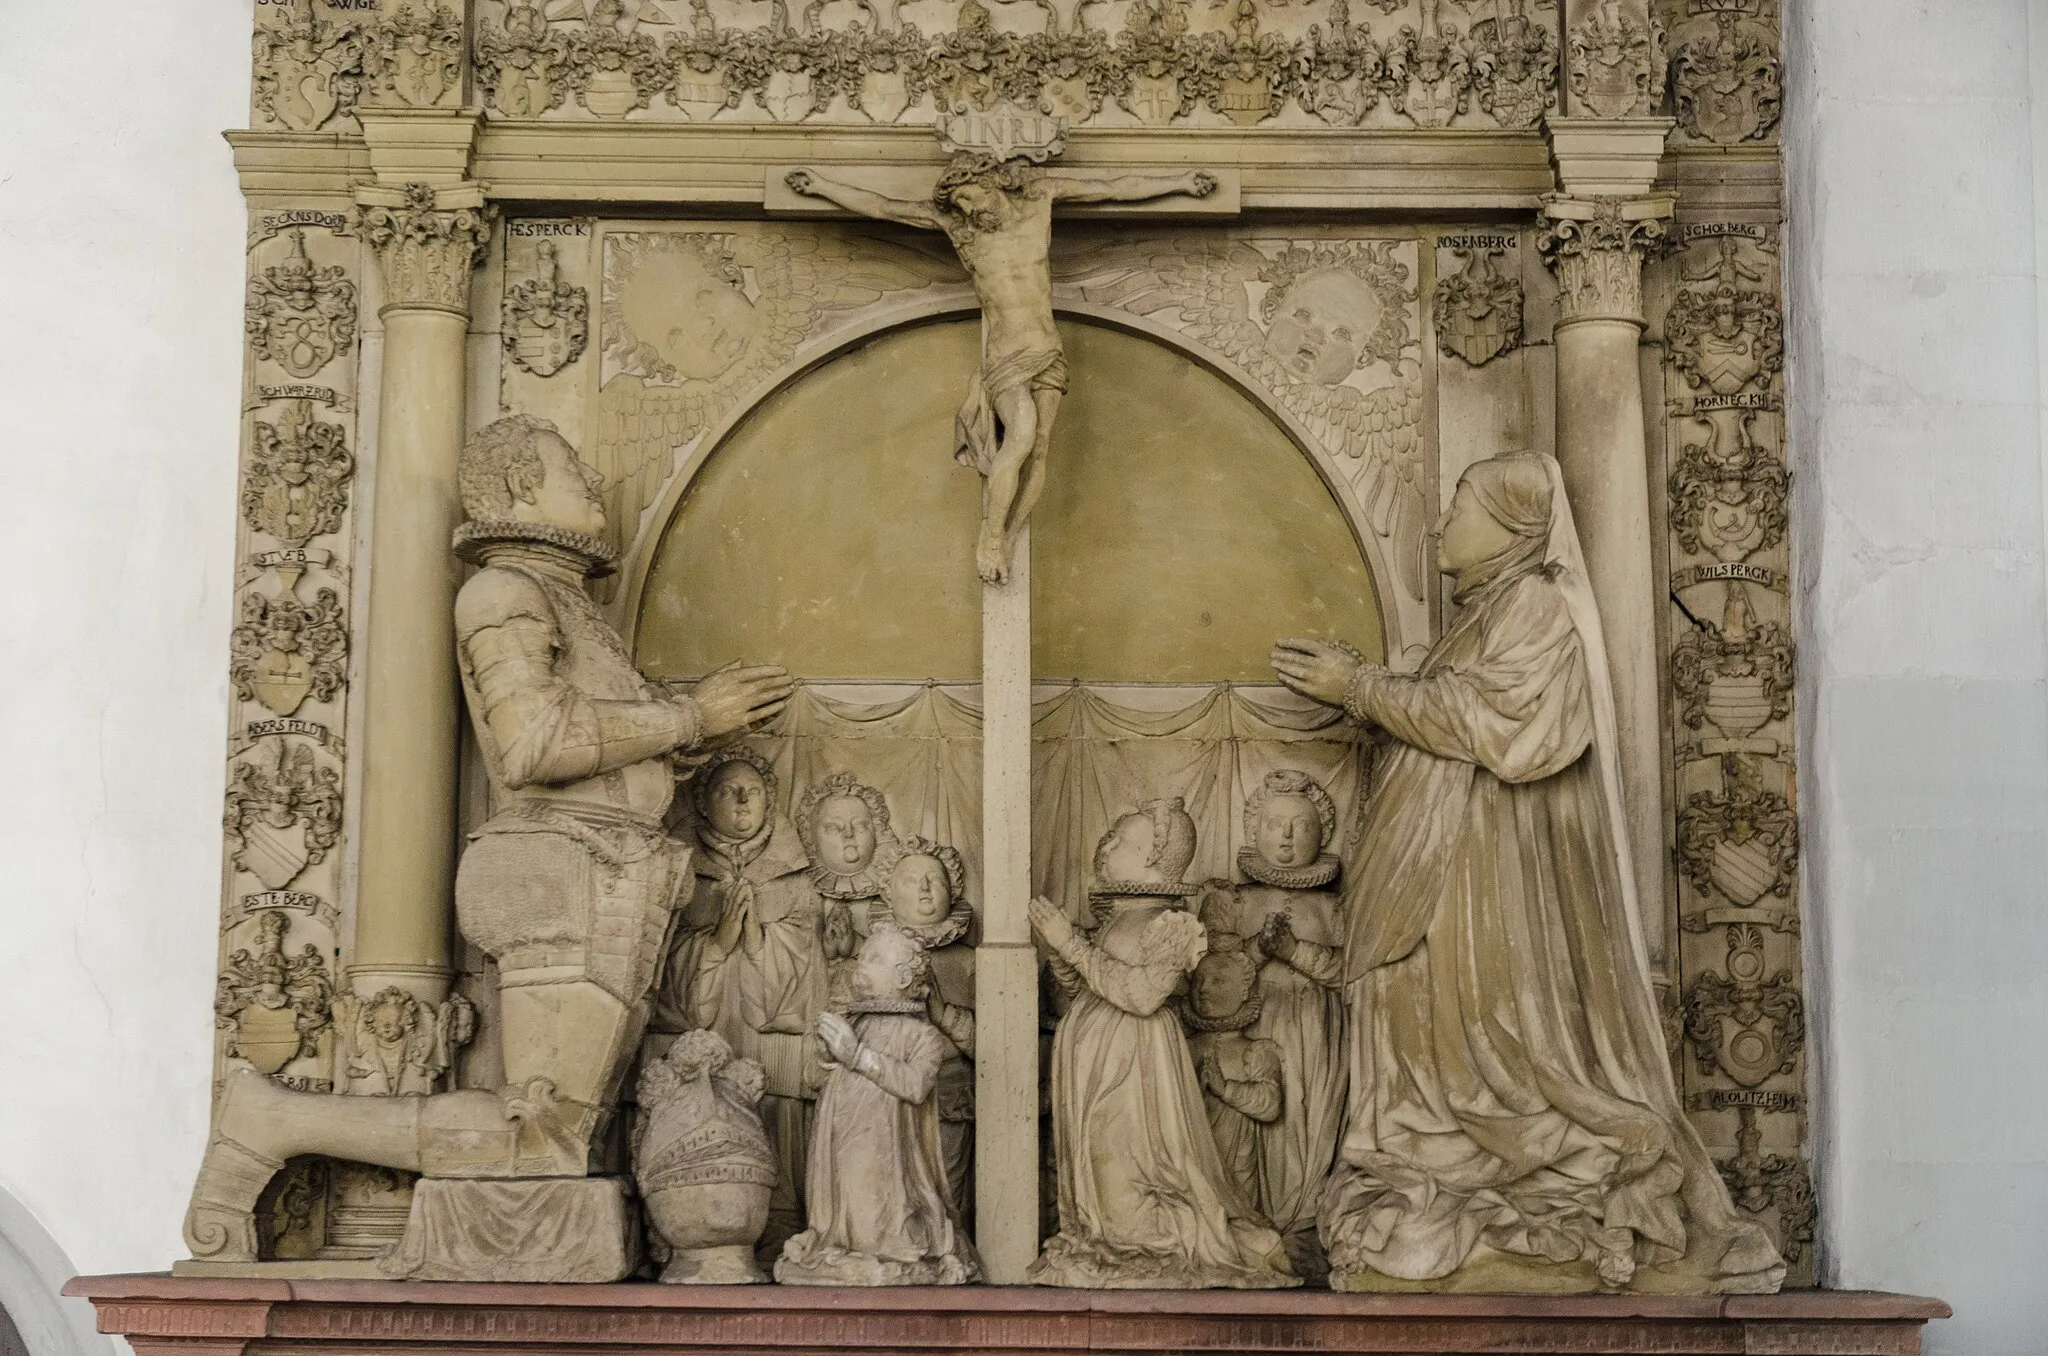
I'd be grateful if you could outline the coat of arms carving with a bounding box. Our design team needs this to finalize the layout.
[245,231,358,380]
[243,400,354,549]
[1670,414,1786,562]
[504,240,591,378]
[1468,1,1557,130]
[1383,13,1472,129]
[1682,924,1804,1087]
[1432,245,1522,366]
[1677,754,1797,909]
[1670,7,1781,144]
[1667,236,1782,396]
[229,584,348,718]
[1566,0,1664,119]
[367,4,465,108]
[252,0,366,132]
[216,909,335,1077]
[223,740,344,892]
[476,1,572,116]
[1716,1105,1814,1264]
[1670,584,1792,744]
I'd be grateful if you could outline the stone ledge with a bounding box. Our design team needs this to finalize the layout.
[68,1275,1949,1356]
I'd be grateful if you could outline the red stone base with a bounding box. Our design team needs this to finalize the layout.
[66,1275,1949,1356]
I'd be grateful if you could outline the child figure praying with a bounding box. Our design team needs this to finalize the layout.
[774,925,980,1287]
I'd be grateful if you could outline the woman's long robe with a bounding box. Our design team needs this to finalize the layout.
[1321,561,1781,1289]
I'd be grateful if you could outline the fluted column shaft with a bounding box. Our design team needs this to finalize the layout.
[348,181,495,1003]
[1539,191,1675,968]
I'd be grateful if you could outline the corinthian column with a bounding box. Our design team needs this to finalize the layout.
[1537,151,1675,968]
[348,180,496,1003]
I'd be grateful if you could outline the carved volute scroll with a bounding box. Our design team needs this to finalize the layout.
[1537,194,1673,327]
[354,183,497,315]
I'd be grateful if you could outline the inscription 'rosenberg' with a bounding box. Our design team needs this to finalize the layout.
[1438,234,1518,251]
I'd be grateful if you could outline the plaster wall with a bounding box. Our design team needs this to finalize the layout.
[0,2,2045,1354]
[1787,2,2048,1352]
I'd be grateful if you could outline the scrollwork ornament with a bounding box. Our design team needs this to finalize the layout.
[1677,753,1798,908]
[216,909,335,1077]
[243,400,354,549]
[223,741,345,892]
[353,183,497,315]
[366,3,464,108]
[252,0,366,132]
[229,584,349,718]
[1682,924,1804,1087]
[245,230,358,380]
[1537,195,1671,326]
[504,240,591,377]
[1566,0,1665,118]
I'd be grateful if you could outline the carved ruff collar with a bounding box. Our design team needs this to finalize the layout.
[1177,988,1265,1034]
[1236,850,1341,891]
[867,897,974,950]
[454,519,618,577]
[810,858,896,903]
[1088,879,1201,901]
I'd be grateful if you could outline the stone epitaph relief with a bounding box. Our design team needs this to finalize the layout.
[230,583,348,718]
[465,0,1561,129]
[246,230,359,379]
[593,227,959,561]
[504,239,591,377]
[216,910,335,1080]
[1654,218,1808,1282]
[1068,233,1428,600]
[223,741,344,892]
[1660,0,1780,145]
[786,143,1219,583]
[252,0,367,132]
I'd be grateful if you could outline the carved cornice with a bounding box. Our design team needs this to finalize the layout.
[352,182,497,316]
[1536,192,1674,327]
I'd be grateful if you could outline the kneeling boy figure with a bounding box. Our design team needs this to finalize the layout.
[775,925,981,1286]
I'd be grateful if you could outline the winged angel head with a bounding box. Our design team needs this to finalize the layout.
[1256,243,1412,387]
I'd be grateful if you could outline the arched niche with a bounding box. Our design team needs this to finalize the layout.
[631,316,1385,682]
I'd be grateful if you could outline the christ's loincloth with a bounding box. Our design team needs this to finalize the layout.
[953,345,1068,476]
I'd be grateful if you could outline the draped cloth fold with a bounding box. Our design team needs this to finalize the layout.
[1320,453,1784,1293]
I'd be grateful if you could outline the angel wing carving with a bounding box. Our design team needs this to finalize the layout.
[1060,236,1429,601]
[593,227,963,562]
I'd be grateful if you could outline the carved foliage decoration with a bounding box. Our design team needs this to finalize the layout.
[1682,924,1804,1087]
[366,4,465,108]
[246,231,359,380]
[467,0,1562,128]
[1566,0,1664,118]
[230,584,348,718]
[504,239,591,377]
[223,741,344,891]
[216,909,334,1076]
[1677,753,1797,909]
[253,0,366,132]
[1536,197,1670,326]
[355,184,497,314]
[332,988,478,1095]
[1432,244,1522,366]
[1667,1,1780,144]
[243,400,354,549]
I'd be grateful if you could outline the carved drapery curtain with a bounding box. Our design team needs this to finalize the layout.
[730,683,1371,924]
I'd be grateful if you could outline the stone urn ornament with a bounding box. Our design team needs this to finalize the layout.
[633,1028,776,1283]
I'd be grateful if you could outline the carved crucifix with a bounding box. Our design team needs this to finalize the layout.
[786,155,1217,584]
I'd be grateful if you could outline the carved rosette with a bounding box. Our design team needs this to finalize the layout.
[1537,195,1672,327]
[354,184,497,316]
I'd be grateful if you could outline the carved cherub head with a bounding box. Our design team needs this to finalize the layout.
[694,747,778,842]
[458,414,607,539]
[1244,769,1337,870]
[614,235,759,383]
[1094,798,1198,890]
[1257,243,1409,386]
[365,988,420,1045]
[850,924,933,1003]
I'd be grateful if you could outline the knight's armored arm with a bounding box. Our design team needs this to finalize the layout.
[464,615,702,789]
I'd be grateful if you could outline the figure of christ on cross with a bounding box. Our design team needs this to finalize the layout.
[787,156,1218,585]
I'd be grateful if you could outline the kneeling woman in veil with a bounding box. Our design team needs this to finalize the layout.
[1272,453,1783,1294]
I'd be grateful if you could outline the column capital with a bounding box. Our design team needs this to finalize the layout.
[1536,193,1676,327]
[353,182,497,316]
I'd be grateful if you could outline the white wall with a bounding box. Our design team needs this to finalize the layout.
[1,2,2045,1354]
[0,1,255,1342]
[1789,1,2048,1353]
